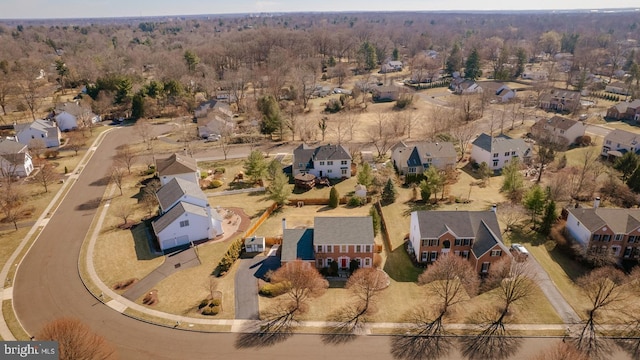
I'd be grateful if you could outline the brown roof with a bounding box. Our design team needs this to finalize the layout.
[156,153,198,176]
[533,116,580,131]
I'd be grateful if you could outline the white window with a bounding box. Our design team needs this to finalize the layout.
[356,245,361,252]
[179,220,189,227]
[341,169,347,175]
[316,258,324,267]
[319,161,325,165]
[316,245,323,253]
[491,250,502,257]
[427,239,439,246]
[341,245,347,253]
[327,169,333,173]
[493,160,499,167]
[327,258,333,265]
[605,140,612,145]
[615,234,623,241]
[421,252,428,262]
[504,152,509,156]
[365,245,371,253]
[430,251,438,261]
[454,250,460,256]
[481,262,490,273]
[511,151,516,156]
[341,160,347,165]
[326,245,332,253]
[327,161,334,165]
[364,258,371,267]
[461,251,469,259]
[408,167,416,173]
[493,153,498,158]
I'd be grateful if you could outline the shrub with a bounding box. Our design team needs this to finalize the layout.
[44,150,59,159]
[348,196,364,207]
[201,173,208,179]
[209,298,221,306]
[215,237,244,275]
[544,240,557,251]
[329,186,340,208]
[394,93,414,109]
[215,167,226,174]
[209,179,224,188]
[202,306,220,316]
[198,300,209,309]
[259,281,290,297]
[325,98,343,113]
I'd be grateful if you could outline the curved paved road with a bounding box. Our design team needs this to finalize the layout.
[10,126,632,359]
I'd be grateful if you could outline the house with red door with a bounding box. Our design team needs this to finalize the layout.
[409,210,510,274]
[281,216,376,271]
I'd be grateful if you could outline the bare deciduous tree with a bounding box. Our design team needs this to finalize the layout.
[110,166,126,195]
[269,259,329,314]
[36,317,117,360]
[28,139,46,162]
[35,163,57,193]
[133,118,154,151]
[367,112,396,158]
[451,121,477,161]
[66,131,85,156]
[0,185,30,230]
[497,203,527,233]
[114,144,136,175]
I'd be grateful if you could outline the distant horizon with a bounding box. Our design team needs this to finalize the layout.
[1,0,639,20]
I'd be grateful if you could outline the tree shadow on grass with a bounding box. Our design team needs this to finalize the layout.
[235,305,295,349]
[383,244,422,282]
[321,306,365,345]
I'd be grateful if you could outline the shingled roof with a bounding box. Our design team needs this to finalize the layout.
[293,144,351,172]
[156,153,198,176]
[568,208,640,233]
[156,177,207,212]
[281,228,315,262]
[412,211,508,258]
[472,133,531,158]
[151,202,208,233]
[314,216,374,246]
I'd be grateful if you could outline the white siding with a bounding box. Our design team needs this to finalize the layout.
[470,145,492,169]
[54,112,78,131]
[565,213,592,247]
[311,159,351,179]
[160,172,200,186]
[409,212,421,255]
[156,212,214,251]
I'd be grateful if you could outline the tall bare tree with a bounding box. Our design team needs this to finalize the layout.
[114,144,136,175]
[35,163,56,193]
[109,166,126,196]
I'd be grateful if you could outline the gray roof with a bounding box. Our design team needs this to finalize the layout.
[314,216,374,245]
[152,202,208,233]
[568,208,640,233]
[15,119,57,137]
[472,133,532,158]
[611,100,640,113]
[293,144,351,171]
[281,228,315,262]
[55,102,95,118]
[156,153,198,176]
[156,177,207,212]
[412,211,507,258]
[532,116,580,131]
[394,141,456,168]
[543,89,580,101]
[604,129,640,146]
[0,140,27,154]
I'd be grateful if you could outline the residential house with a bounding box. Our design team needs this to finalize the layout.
[372,85,401,102]
[52,111,78,132]
[521,70,548,81]
[281,217,376,270]
[293,144,352,179]
[245,236,265,253]
[0,139,34,177]
[391,141,457,175]
[566,204,640,262]
[470,133,532,171]
[380,60,403,73]
[55,102,100,127]
[152,176,223,251]
[605,81,630,96]
[156,153,200,185]
[530,116,587,146]
[409,210,511,274]
[451,78,482,94]
[601,129,640,158]
[151,202,217,251]
[606,100,640,121]
[539,90,581,113]
[479,82,516,102]
[14,119,61,148]
[197,115,235,139]
[194,99,233,119]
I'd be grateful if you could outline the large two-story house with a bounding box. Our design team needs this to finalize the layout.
[470,133,532,171]
[565,203,640,262]
[281,216,376,271]
[601,129,640,159]
[156,153,200,185]
[14,119,61,148]
[293,144,352,179]
[0,139,34,177]
[391,141,456,175]
[409,210,511,274]
[539,90,580,113]
[530,116,586,147]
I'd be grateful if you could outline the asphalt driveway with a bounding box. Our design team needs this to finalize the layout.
[235,248,281,320]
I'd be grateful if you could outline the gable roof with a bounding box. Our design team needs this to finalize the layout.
[472,133,532,158]
[394,141,457,168]
[604,129,640,146]
[413,211,507,258]
[281,228,315,262]
[568,208,640,233]
[532,116,580,132]
[0,140,27,154]
[156,153,198,176]
[15,119,57,134]
[152,202,209,234]
[314,216,374,245]
[156,177,207,212]
[542,89,580,101]
[607,81,627,88]
[293,144,351,171]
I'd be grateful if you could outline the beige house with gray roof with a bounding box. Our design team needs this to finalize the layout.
[601,129,640,158]
[530,116,586,146]
[470,133,532,171]
[156,153,200,185]
[391,141,456,175]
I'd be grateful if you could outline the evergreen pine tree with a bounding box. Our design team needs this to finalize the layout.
[329,186,340,208]
[382,178,397,204]
[539,200,557,236]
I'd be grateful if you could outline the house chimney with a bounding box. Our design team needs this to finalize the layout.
[282,218,287,232]
[594,197,600,209]
[491,204,497,213]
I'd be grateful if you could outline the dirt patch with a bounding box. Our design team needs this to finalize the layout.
[143,289,159,306]
[113,278,138,291]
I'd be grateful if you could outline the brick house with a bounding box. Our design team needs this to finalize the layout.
[606,100,640,122]
[409,210,511,274]
[281,216,375,271]
[565,204,640,262]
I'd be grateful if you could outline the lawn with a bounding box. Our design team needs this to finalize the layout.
[140,239,237,319]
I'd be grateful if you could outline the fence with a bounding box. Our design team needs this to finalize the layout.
[287,197,349,206]
[374,201,392,251]
[244,202,278,238]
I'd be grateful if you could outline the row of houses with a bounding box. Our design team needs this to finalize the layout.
[280,209,511,275]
